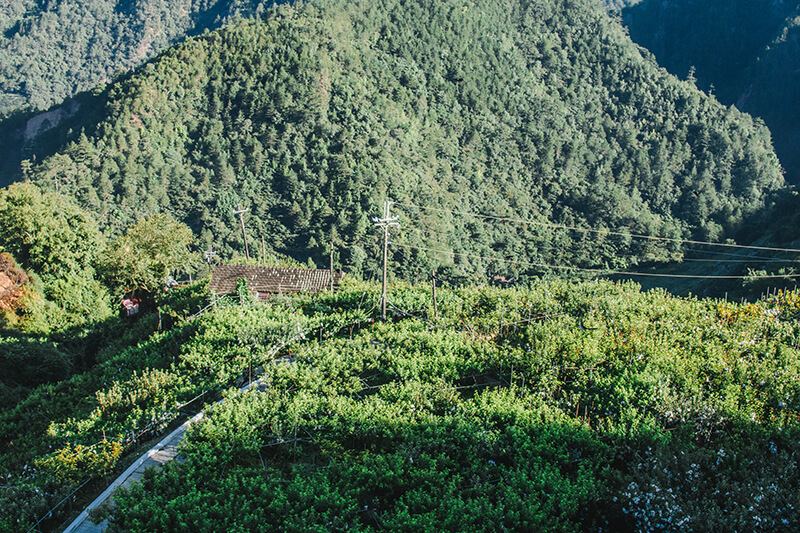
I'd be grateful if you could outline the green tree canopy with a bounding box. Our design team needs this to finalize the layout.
[10,0,791,284]
[103,213,197,297]
[0,0,281,116]
[0,182,110,330]
[0,182,104,281]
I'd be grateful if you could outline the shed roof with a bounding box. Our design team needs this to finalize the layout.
[209,264,344,296]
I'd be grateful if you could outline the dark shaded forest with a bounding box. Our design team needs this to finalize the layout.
[620,0,800,185]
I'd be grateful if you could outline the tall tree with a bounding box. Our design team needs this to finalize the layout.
[102,213,197,297]
[0,182,110,330]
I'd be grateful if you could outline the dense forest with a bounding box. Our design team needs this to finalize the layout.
[619,0,800,185]
[4,0,800,192]
[0,0,284,116]
[1,0,789,285]
[3,279,800,531]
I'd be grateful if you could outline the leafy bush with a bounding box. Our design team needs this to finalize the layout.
[92,280,800,531]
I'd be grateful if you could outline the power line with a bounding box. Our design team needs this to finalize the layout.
[394,247,461,289]
[394,202,800,254]
[406,224,658,252]
[406,226,461,240]
[406,223,696,265]
[683,247,797,260]
[409,224,800,266]
[681,257,800,264]
[390,242,800,280]
[685,248,763,258]
[393,248,464,298]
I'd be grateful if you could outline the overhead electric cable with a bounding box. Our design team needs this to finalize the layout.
[394,202,800,254]
[406,224,665,252]
[683,247,796,260]
[390,242,800,280]
[681,258,800,264]
[406,223,700,264]
[394,248,461,289]
[405,219,797,266]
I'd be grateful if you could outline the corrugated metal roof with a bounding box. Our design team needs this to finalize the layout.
[209,264,344,295]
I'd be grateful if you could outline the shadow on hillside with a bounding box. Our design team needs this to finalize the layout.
[0,87,112,188]
[0,282,207,409]
[611,187,800,300]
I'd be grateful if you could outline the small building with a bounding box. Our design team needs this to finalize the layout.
[209,264,344,299]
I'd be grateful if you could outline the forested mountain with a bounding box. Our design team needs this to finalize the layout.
[619,0,800,184]
[5,0,788,282]
[0,0,284,116]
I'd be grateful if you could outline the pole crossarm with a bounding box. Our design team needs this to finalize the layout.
[204,244,216,264]
[371,200,400,227]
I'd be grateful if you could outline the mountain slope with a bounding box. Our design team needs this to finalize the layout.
[0,0,281,116]
[620,0,800,184]
[14,0,787,281]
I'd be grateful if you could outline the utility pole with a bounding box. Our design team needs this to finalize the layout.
[261,235,267,266]
[373,200,399,321]
[432,269,438,321]
[233,204,250,260]
[329,241,334,291]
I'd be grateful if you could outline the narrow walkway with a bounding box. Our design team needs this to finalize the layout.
[61,332,305,532]
[62,412,204,533]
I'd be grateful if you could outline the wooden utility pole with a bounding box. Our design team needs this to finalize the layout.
[373,200,399,321]
[233,204,250,260]
[261,235,267,266]
[432,269,438,321]
[329,241,334,291]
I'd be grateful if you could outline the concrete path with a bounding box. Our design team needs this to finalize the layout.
[62,412,204,533]
[61,332,304,532]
